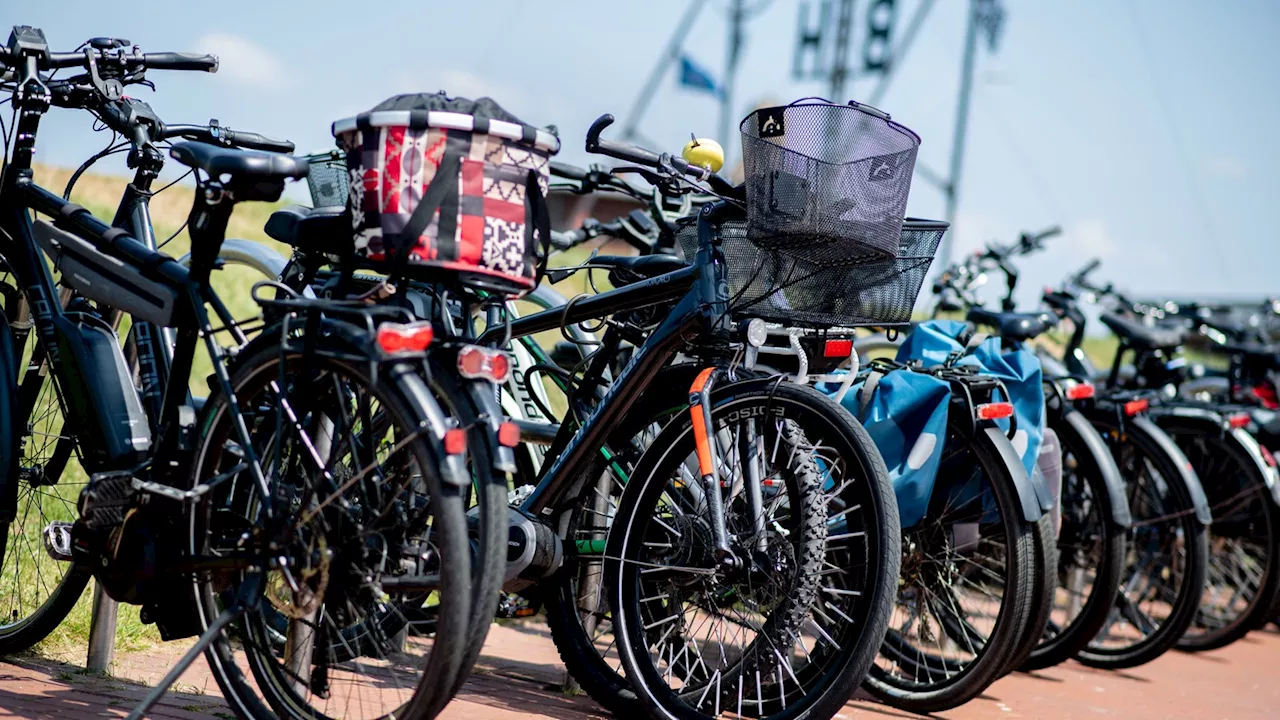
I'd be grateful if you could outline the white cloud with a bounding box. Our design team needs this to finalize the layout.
[195,33,288,91]
[1071,218,1116,260]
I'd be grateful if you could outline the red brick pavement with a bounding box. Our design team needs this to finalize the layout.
[1,620,1278,719]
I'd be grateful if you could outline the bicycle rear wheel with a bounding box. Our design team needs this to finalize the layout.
[1161,419,1280,651]
[1022,411,1127,671]
[189,340,470,720]
[864,428,1037,713]
[1077,416,1209,669]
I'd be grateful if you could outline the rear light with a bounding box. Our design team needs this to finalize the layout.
[1123,398,1149,416]
[976,402,1015,420]
[1065,383,1096,401]
[444,428,467,455]
[823,338,854,358]
[497,421,521,448]
[376,322,433,354]
[1227,412,1251,429]
[457,346,511,383]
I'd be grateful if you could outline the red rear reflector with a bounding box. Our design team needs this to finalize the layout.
[824,338,854,358]
[457,346,511,384]
[498,421,521,448]
[1227,413,1251,429]
[1123,398,1149,416]
[1260,446,1277,468]
[1065,383,1096,401]
[376,322,433,354]
[444,428,467,455]
[976,402,1015,420]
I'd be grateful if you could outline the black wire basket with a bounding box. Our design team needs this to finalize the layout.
[305,149,350,208]
[739,99,920,263]
[678,217,947,328]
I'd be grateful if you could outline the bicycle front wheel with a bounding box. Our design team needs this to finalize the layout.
[608,378,899,720]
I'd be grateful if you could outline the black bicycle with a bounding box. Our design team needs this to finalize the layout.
[1067,267,1280,652]
[0,27,473,720]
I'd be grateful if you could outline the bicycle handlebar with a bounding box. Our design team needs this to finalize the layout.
[585,114,713,182]
[162,124,294,153]
[0,46,218,73]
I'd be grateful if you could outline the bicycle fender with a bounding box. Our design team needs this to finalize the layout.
[976,425,1045,523]
[1055,409,1133,528]
[0,313,18,523]
[1231,427,1280,507]
[1131,415,1213,526]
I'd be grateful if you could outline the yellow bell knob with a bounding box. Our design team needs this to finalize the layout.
[682,137,724,173]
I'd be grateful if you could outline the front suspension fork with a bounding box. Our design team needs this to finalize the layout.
[688,368,767,566]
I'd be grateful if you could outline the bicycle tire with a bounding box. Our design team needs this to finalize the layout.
[1005,513,1057,673]
[1160,419,1280,652]
[1076,415,1209,669]
[0,284,92,656]
[608,378,899,720]
[189,339,470,720]
[864,426,1036,713]
[541,367,700,719]
[1022,411,1127,671]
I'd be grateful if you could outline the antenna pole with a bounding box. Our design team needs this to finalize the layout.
[940,0,981,270]
[719,0,746,153]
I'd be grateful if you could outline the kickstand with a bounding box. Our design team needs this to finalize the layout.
[125,575,260,719]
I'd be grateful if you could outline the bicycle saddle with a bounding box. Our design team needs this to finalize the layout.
[1099,312,1186,350]
[966,308,1055,342]
[265,205,350,255]
[168,141,308,183]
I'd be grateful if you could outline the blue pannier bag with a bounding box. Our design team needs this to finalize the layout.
[821,320,1046,528]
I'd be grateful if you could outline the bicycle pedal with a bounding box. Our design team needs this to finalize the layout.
[130,478,209,503]
[42,521,74,562]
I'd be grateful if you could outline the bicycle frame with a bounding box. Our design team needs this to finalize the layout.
[0,99,269,511]
[492,203,733,518]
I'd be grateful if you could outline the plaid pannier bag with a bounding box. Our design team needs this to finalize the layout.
[332,93,561,294]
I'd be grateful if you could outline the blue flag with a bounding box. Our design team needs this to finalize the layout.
[678,55,720,96]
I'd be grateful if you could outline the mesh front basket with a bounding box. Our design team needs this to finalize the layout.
[306,150,349,208]
[740,100,920,262]
[679,218,947,328]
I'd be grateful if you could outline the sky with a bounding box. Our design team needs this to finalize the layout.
[5,0,1278,308]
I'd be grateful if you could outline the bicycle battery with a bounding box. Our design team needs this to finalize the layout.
[51,312,151,467]
[33,219,178,327]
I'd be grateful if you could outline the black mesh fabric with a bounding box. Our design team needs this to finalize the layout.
[740,101,919,262]
[678,217,946,328]
[306,155,349,208]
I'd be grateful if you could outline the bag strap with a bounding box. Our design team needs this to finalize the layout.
[526,168,552,288]
[388,151,462,282]
[858,369,884,416]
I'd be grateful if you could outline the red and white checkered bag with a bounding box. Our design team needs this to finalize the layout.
[332,93,560,294]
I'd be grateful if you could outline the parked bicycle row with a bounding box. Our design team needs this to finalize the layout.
[0,24,1276,720]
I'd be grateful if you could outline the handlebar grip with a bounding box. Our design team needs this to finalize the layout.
[586,115,663,166]
[224,129,295,153]
[1074,257,1101,282]
[143,52,219,72]
[550,161,588,181]
[549,229,585,251]
[1035,225,1063,242]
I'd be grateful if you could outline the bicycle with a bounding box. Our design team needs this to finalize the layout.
[1067,265,1280,652]
[0,27,473,720]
